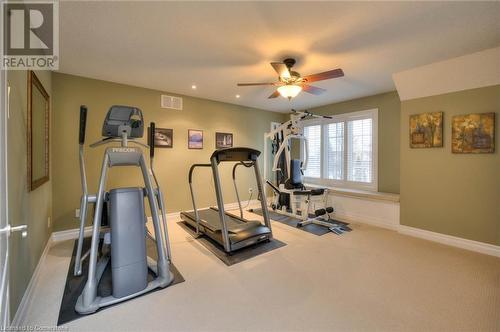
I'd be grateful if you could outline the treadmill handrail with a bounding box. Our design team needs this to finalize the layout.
[187,163,212,233]
[231,161,254,218]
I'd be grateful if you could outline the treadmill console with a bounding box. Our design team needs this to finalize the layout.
[211,147,260,163]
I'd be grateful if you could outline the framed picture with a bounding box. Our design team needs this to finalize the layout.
[148,127,173,148]
[452,112,495,153]
[409,112,443,148]
[215,132,233,149]
[188,129,203,149]
[27,70,50,191]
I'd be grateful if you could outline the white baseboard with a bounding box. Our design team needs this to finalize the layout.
[399,225,500,257]
[334,212,399,231]
[12,236,53,326]
[51,226,93,242]
[51,199,498,258]
[52,200,262,242]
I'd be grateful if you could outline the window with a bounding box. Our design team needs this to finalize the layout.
[302,109,378,191]
[304,125,321,178]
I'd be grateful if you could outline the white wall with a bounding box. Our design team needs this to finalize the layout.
[393,46,500,101]
[328,193,400,231]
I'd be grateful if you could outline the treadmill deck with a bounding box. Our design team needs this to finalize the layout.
[180,208,271,251]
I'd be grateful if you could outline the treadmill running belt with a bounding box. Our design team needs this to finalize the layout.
[182,209,261,233]
[177,221,286,266]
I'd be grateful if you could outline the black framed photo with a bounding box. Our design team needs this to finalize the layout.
[188,129,203,149]
[148,127,173,148]
[215,132,233,149]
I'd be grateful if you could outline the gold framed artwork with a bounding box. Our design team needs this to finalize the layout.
[409,112,443,148]
[27,70,50,191]
[451,113,495,154]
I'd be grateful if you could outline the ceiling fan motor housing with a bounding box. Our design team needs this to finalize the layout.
[283,58,296,69]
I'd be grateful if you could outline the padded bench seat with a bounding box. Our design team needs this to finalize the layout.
[293,188,325,196]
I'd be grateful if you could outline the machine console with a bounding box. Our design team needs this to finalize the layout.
[102,105,144,138]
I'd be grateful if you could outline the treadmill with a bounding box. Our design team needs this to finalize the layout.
[180,147,273,253]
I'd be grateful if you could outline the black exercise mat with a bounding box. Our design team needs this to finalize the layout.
[249,208,350,236]
[58,238,185,326]
[177,221,286,266]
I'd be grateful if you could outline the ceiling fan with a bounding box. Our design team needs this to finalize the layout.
[237,58,344,100]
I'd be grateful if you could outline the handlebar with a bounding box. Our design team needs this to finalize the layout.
[79,105,87,145]
[232,161,253,180]
[149,122,155,158]
[188,164,212,184]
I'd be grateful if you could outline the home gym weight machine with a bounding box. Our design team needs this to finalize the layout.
[74,105,174,314]
[263,110,351,235]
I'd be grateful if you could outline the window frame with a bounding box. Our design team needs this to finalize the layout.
[301,109,378,191]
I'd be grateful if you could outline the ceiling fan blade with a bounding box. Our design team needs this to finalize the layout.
[237,82,276,86]
[302,68,344,83]
[270,62,291,79]
[268,90,281,99]
[302,84,326,96]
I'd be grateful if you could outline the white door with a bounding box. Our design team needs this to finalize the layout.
[0,70,27,328]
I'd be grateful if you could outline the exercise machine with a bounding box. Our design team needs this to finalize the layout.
[180,148,273,253]
[74,105,174,314]
[264,110,351,234]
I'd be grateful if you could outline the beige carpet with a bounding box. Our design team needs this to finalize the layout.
[17,210,500,331]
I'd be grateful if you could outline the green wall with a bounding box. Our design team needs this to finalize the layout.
[52,73,283,232]
[400,85,499,245]
[7,70,53,319]
[306,91,401,194]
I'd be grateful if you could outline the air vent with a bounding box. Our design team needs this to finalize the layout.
[161,95,183,110]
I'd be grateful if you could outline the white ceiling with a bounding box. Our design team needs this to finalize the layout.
[58,1,500,113]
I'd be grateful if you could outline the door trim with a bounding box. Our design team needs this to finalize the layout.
[0,68,10,327]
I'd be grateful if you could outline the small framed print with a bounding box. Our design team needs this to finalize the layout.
[215,132,233,149]
[188,129,203,149]
[148,127,173,148]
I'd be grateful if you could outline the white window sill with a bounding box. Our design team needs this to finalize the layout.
[304,183,400,203]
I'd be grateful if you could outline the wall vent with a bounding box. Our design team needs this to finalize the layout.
[161,95,183,110]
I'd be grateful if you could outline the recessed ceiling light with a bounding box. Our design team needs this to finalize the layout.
[236,94,240,98]
[191,85,197,90]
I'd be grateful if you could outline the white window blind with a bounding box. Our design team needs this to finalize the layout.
[326,122,344,180]
[301,109,378,191]
[347,118,373,183]
[304,125,321,178]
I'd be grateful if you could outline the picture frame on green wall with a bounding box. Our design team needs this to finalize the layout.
[451,112,495,153]
[27,70,50,191]
[188,129,203,149]
[215,132,233,149]
[148,127,173,148]
[409,112,443,148]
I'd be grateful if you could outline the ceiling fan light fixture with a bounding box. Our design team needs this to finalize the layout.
[277,84,302,99]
